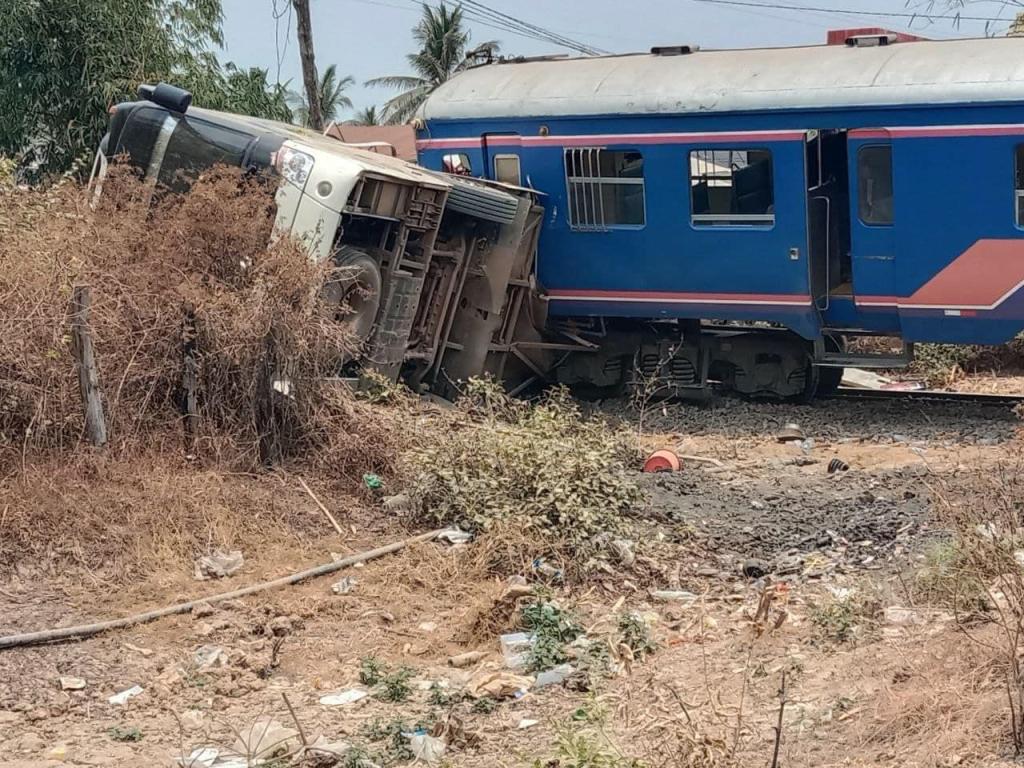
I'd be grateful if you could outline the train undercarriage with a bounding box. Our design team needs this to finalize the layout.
[337,173,853,403]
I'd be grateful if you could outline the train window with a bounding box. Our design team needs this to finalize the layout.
[858,145,893,225]
[564,148,645,229]
[1015,146,1024,226]
[689,149,774,226]
[493,154,521,185]
[442,153,472,176]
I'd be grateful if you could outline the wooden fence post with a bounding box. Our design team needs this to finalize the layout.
[71,285,108,446]
[182,303,199,452]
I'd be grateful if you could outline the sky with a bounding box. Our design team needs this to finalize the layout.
[218,0,1019,116]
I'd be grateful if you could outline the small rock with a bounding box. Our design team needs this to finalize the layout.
[46,743,71,761]
[192,601,216,618]
[16,732,45,753]
[775,555,803,576]
[382,493,413,513]
[518,719,539,730]
[179,709,205,731]
[695,567,719,578]
[124,642,155,657]
[268,615,299,636]
[59,676,86,691]
[742,559,771,579]
[418,621,438,633]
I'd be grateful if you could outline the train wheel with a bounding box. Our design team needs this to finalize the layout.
[326,245,382,344]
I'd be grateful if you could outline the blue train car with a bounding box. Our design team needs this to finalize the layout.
[415,35,1024,398]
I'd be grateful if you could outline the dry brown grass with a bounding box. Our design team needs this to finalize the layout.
[0,167,406,474]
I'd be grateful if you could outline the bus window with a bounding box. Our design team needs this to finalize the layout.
[689,149,774,226]
[493,154,521,185]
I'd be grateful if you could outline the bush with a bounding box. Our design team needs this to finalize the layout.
[406,380,643,553]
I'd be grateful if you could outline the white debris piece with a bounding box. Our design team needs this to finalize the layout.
[319,688,369,707]
[500,632,534,670]
[650,590,698,606]
[108,685,144,705]
[194,550,244,580]
[409,734,446,763]
[518,719,539,730]
[438,527,473,545]
[59,676,86,691]
[193,645,227,670]
[331,576,358,594]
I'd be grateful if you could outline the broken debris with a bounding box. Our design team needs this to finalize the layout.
[193,550,244,580]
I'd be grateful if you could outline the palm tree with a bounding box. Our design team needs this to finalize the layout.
[349,106,382,126]
[367,2,498,124]
[290,64,355,127]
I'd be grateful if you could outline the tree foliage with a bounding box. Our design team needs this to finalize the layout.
[290,64,355,127]
[367,2,498,124]
[0,0,293,181]
[350,106,383,126]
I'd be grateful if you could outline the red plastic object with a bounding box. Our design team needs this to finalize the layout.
[643,449,681,473]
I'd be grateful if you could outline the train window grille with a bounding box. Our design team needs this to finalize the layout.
[564,148,646,230]
[857,145,894,226]
[689,149,775,226]
[1015,145,1024,226]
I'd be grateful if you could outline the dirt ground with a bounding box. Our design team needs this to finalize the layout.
[1,376,1022,768]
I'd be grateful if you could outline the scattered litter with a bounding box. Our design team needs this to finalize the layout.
[228,717,298,761]
[841,368,893,390]
[177,747,221,768]
[108,685,144,705]
[192,645,227,670]
[59,676,86,691]
[777,423,804,443]
[500,632,535,670]
[643,449,681,473]
[193,550,244,581]
[1015,550,1024,568]
[649,590,698,606]
[331,576,358,595]
[532,558,564,582]
[418,621,438,633]
[305,735,353,760]
[609,539,636,566]
[409,734,446,764]
[884,606,922,627]
[534,663,574,689]
[448,650,488,668]
[382,493,412,513]
[465,670,533,699]
[438,527,473,545]
[363,473,383,491]
[46,744,70,760]
[319,688,369,707]
[828,458,850,474]
[518,719,539,730]
[124,642,154,657]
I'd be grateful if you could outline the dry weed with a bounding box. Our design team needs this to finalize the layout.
[0,166,405,474]
[405,379,643,574]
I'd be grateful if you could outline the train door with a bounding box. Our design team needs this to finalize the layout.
[847,132,898,307]
[805,129,852,310]
[481,133,522,185]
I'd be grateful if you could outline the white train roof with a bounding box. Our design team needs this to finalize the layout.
[421,37,1024,120]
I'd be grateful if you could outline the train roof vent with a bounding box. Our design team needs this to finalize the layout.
[845,33,896,47]
[651,44,699,56]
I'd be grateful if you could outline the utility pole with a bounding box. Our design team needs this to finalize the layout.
[292,0,324,131]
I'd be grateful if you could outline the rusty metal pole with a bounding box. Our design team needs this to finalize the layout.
[292,0,324,131]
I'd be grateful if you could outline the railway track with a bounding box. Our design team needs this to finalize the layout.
[828,387,1024,407]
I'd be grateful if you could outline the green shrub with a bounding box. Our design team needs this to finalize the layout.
[407,380,643,551]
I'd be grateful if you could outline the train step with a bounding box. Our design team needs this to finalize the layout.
[813,339,914,369]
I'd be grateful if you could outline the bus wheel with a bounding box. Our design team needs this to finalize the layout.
[327,246,382,343]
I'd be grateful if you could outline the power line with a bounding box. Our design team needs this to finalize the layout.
[692,0,1015,23]
[458,0,609,55]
